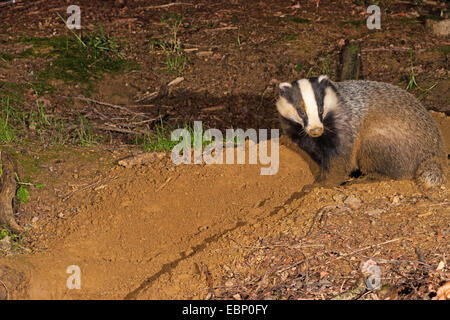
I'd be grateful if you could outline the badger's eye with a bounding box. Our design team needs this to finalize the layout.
[296,101,306,114]
[318,105,324,118]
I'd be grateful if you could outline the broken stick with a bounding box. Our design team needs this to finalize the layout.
[0,152,22,233]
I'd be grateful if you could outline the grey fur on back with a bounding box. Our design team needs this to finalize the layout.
[333,80,446,181]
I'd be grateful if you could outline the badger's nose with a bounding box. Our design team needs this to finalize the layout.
[308,126,324,137]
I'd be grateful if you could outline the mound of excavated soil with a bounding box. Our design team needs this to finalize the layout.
[0,113,448,300]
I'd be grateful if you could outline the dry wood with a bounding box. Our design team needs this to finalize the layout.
[201,105,225,112]
[142,2,194,10]
[118,152,165,168]
[0,151,22,233]
[345,244,432,268]
[362,47,426,53]
[134,92,159,103]
[126,104,156,108]
[204,26,238,32]
[62,180,102,202]
[60,95,149,119]
[167,77,184,87]
[94,124,150,136]
[339,41,361,81]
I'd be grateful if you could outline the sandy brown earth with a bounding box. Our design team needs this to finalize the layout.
[0,112,447,300]
[0,0,449,300]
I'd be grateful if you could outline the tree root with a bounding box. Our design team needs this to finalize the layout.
[0,151,22,234]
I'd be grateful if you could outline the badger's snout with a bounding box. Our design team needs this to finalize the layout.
[307,126,324,138]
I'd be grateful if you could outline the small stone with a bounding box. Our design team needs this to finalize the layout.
[344,195,362,210]
[426,19,450,37]
[333,193,346,202]
[233,293,242,300]
[366,209,384,219]
[225,280,234,287]
[0,236,11,250]
[391,195,401,205]
[120,200,132,207]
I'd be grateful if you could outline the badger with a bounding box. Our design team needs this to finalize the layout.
[276,75,447,190]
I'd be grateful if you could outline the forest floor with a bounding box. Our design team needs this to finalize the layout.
[0,0,448,299]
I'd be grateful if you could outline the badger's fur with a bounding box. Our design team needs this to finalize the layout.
[276,76,447,189]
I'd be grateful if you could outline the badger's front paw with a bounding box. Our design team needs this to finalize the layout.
[301,180,341,193]
[301,183,317,193]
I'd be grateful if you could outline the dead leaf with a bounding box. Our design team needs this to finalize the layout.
[436,282,450,300]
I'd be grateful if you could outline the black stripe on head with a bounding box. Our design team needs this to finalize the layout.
[279,81,308,126]
[308,77,330,121]
[279,81,301,106]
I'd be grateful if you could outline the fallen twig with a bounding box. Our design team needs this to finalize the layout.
[0,151,22,233]
[62,180,103,202]
[168,77,184,87]
[362,47,426,53]
[345,244,432,268]
[336,238,402,260]
[60,95,149,119]
[204,26,238,32]
[0,279,9,300]
[231,241,324,250]
[143,2,194,10]
[156,176,173,192]
[301,205,343,239]
[201,263,215,299]
[134,91,159,103]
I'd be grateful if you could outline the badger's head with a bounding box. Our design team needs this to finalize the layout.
[276,75,339,138]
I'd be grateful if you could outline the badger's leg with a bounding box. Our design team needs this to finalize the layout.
[415,157,446,188]
[302,157,352,192]
[321,157,353,184]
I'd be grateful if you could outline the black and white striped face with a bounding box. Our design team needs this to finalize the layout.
[276,75,338,138]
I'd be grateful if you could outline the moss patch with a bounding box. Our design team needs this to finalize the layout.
[16,26,139,93]
[340,20,365,27]
[289,17,311,24]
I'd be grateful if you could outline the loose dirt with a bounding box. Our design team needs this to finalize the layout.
[0,0,448,300]
[0,113,448,299]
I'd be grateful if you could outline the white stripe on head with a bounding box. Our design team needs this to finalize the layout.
[323,86,338,116]
[297,79,323,131]
[276,97,304,126]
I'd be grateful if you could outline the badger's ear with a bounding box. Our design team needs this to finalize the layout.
[278,82,293,98]
[318,75,329,83]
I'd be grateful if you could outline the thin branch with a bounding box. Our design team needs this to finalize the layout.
[345,244,432,268]
[142,2,194,10]
[94,124,149,136]
[59,95,149,119]
[0,279,9,300]
[62,180,102,202]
